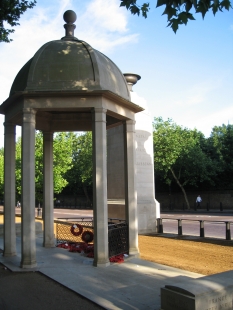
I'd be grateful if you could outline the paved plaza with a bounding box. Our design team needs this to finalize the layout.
[0,232,203,310]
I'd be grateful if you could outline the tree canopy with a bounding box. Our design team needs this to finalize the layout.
[0,123,233,209]
[207,124,233,189]
[64,132,93,204]
[15,131,74,202]
[0,0,36,42]
[120,0,232,32]
[153,117,219,208]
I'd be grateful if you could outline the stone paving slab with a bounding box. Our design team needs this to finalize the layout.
[0,234,203,310]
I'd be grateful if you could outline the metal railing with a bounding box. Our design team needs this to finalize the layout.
[108,219,128,258]
[56,217,129,258]
[157,218,232,240]
[56,217,94,244]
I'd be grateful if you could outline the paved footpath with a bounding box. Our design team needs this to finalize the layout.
[0,233,203,310]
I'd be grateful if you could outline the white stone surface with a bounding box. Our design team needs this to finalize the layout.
[131,91,160,233]
[21,108,37,268]
[3,123,16,256]
[161,270,233,310]
[92,108,110,267]
[43,132,55,248]
[107,90,160,234]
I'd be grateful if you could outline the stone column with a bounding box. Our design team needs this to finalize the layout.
[3,122,16,256]
[92,108,109,267]
[124,120,139,256]
[21,108,37,268]
[43,131,55,247]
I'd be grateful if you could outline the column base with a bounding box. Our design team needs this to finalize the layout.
[93,260,110,267]
[93,262,110,267]
[129,249,140,257]
[43,241,55,248]
[20,260,37,269]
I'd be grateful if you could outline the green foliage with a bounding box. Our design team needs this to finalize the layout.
[207,124,233,188]
[15,131,74,201]
[153,117,219,208]
[120,0,150,17]
[64,132,93,200]
[120,0,232,32]
[53,132,74,195]
[0,0,36,42]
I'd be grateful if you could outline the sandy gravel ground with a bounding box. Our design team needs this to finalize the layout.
[138,234,233,275]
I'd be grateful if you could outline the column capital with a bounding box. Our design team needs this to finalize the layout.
[125,119,136,132]
[22,108,37,115]
[93,108,107,114]
[92,108,107,123]
[43,131,54,142]
[22,108,36,124]
[4,122,15,135]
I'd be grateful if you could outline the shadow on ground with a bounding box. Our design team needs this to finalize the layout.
[0,263,103,310]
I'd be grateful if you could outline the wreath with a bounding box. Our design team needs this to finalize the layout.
[81,230,94,243]
[70,224,83,236]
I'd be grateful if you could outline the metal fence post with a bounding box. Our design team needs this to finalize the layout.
[220,202,223,212]
[200,220,205,237]
[156,218,159,233]
[37,202,41,217]
[157,218,163,233]
[226,222,231,240]
[178,219,182,235]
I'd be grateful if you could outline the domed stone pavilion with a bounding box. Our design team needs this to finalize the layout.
[0,10,143,268]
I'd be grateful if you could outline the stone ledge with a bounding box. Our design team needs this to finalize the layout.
[161,270,233,310]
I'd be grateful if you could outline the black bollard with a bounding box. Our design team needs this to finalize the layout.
[220,202,223,212]
[178,219,182,235]
[37,207,41,217]
[200,220,205,237]
[226,222,231,240]
[206,202,209,212]
[157,218,163,233]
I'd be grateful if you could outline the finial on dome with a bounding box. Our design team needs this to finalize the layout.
[61,10,78,41]
[123,73,141,92]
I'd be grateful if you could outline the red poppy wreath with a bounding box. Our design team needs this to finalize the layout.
[81,230,94,243]
[70,224,83,236]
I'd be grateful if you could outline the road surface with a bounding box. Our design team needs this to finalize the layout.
[1,206,233,239]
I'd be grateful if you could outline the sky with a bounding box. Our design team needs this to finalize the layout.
[0,0,232,147]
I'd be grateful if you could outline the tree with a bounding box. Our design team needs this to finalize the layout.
[120,0,232,32]
[64,132,93,205]
[15,131,74,202]
[207,124,233,189]
[0,0,36,42]
[153,117,218,208]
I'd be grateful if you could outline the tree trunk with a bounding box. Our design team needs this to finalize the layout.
[82,184,92,207]
[170,168,190,209]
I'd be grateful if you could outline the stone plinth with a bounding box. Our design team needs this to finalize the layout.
[161,270,233,310]
[133,92,160,233]
[107,90,160,234]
